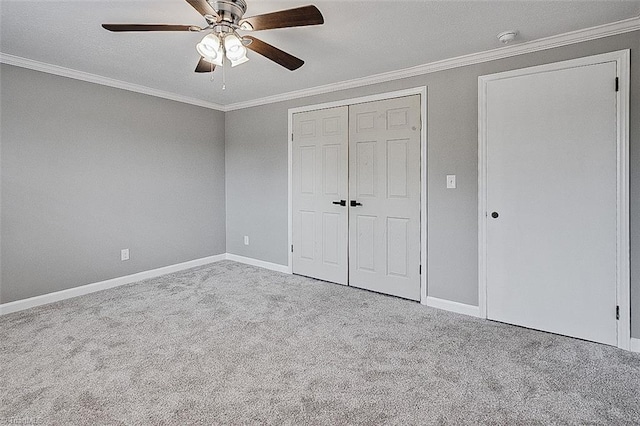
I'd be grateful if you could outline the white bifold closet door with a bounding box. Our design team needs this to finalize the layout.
[485,61,618,345]
[292,95,421,300]
[292,106,349,285]
[348,95,421,300]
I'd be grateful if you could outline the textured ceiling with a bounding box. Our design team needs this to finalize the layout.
[2,1,639,106]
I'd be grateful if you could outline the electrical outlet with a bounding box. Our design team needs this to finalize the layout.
[244,236,249,246]
[121,249,130,261]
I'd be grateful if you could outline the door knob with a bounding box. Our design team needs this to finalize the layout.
[491,212,499,218]
[332,200,346,206]
[350,200,363,207]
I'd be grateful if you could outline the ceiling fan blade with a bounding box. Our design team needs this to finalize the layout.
[244,36,304,71]
[102,24,202,32]
[239,5,324,31]
[185,0,219,19]
[195,57,216,73]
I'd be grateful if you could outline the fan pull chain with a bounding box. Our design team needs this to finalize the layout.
[222,60,227,90]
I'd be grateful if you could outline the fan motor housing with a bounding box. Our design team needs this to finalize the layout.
[209,0,247,23]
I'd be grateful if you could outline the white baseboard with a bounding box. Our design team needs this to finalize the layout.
[4,253,638,354]
[424,296,482,318]
[0,253,290,316]
[0,254,226,315]
[225,253,289,274]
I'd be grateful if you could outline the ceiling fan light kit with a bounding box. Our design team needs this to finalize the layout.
[102,0,324,76]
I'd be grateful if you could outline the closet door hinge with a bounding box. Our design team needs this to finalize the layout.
[291,244,294,253]
[616,305,620,320]
[419,265,422,275]
[615,77,619,92]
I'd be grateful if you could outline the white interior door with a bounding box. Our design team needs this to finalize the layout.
[292,106,349,284]
[484,60,619,345]
[348,95,422,300]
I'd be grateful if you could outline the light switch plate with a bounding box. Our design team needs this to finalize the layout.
[446,175,457,189]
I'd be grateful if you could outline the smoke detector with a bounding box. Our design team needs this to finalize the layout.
[497,30,518,44]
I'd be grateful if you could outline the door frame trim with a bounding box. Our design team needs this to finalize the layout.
[478,50,630,350]
[287,86,428,303]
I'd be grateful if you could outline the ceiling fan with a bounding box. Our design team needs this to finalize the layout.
[102,0,324,74]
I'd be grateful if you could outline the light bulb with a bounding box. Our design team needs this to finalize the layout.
[196,34,223,66]
[224,34,249,65]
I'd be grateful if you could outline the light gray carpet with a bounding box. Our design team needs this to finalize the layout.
[1,261,639,425]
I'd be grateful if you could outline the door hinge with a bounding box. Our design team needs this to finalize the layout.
[419,265,422,275]
[291,244,294,253]
[616,305,620,320]
[615,77,619,92]
[291,133,294,141]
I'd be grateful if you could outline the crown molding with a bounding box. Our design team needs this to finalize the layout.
[1,15,638,112]
[225,15,640,111]
[0,53,226,111]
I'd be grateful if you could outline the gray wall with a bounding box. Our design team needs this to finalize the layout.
[225,32,640,338]
[0,64,226,303]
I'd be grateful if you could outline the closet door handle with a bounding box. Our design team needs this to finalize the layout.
[350,200,362,207]
[332,200,346,206]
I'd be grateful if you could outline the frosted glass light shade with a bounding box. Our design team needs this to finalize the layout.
[196,34,223,66]
[224,34,248,66]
